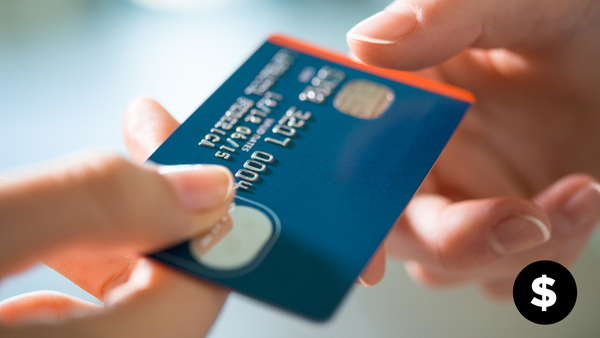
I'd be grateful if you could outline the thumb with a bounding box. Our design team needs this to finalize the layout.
[0,152,234,276]
[346,0,586,70]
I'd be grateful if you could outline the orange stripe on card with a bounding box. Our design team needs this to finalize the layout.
[267,34,475,104]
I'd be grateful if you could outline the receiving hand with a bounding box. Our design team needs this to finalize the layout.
[347,0,600,296]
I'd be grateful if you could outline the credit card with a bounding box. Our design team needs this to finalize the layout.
[147,34,474,321]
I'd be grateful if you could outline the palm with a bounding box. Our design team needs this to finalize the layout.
[382,46,600,294]
[425,48,600,200]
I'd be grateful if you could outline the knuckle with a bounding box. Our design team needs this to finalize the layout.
[62,152,132,186]
[59,153,144,235]
[70,154,135,202]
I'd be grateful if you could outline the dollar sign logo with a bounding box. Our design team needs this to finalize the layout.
[531,274,556,311]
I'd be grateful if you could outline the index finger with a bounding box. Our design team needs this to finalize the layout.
[123,97,181,163]
[346,0,583,70]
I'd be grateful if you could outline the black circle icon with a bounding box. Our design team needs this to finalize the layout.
[513,260,577,325]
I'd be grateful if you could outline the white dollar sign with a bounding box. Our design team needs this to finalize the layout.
[531,274,556,311]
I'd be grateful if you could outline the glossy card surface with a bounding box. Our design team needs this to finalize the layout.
[147,35,474,321]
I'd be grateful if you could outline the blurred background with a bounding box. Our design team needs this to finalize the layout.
[1,0,599,336]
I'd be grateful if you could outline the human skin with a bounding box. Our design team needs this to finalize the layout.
[347,0,600,296]
[0,95,385,337]
[0,98,236,337]
[2,0,599,333]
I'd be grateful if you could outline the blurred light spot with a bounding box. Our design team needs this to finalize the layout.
[129,0,236,11]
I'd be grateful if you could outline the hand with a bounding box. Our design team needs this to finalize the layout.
[347,0,600,296]
[0,98,234,337]
[120,96,389,289]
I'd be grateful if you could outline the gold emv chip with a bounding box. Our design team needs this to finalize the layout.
[333,79,395,119]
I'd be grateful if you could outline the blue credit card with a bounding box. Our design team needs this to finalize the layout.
[147,34,474,321]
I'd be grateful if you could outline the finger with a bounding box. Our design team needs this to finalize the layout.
[123,96,180,164]
[357,245,386,287]
[0,153,234,277]
[43,251,139,301]
[527,174,600,269]
[45,97,184,300]
[0,291,100,326]
[535,174,600,238]
[46,217,232,302]
[487,174,600,270]
[190,214,233,256]
[386,194,551,271]
[479,175,600,298]
[1,259,228,338]
[346,0,587,70]
[410,174,600,289]
[97,259,227,338]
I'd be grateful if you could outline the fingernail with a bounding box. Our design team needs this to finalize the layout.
[357,276,372,288]
[489,215,550,255]
[562,183,600,228]
[346,5,418,44]
[158,165,234,211]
